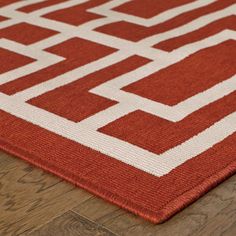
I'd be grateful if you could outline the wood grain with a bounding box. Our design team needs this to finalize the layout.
[28,211,117,236]
[0,152,92,236]
[0,151,235,236]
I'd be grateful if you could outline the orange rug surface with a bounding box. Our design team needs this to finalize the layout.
[0,0,236,223]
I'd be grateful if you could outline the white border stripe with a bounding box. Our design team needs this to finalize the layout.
[0,92,235,177]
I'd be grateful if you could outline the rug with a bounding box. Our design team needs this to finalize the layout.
[0,0,236,223]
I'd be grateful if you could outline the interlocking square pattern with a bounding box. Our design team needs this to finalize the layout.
[0,0,235,223]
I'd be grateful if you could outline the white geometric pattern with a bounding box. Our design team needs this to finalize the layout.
[0,0,235,176]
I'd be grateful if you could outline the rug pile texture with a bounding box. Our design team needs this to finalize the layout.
[0,0,236,223]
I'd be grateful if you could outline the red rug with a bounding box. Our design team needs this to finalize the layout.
[0,0,236,223]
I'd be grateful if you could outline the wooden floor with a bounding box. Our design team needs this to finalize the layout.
[0,151,235,236]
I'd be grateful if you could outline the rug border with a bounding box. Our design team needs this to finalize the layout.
[1,137,236,224]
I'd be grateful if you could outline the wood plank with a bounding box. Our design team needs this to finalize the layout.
[0,152,92,236]
[73,175,236,236]
[28,211,117,236]
[193,176,236,236]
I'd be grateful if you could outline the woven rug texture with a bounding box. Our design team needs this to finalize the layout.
[0,0,236,223]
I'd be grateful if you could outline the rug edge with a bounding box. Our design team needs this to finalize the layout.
[0,138,235,224]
